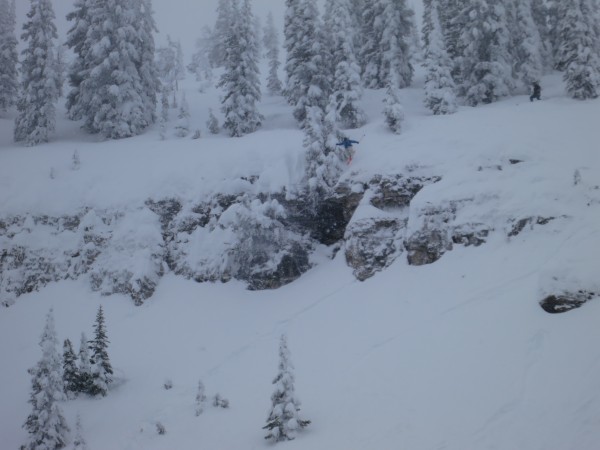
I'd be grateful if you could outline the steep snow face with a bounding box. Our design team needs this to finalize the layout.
[1,66,600,449]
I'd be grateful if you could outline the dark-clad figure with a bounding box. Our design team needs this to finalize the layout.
[530,82,542,102]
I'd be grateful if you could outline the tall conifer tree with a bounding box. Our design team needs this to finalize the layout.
[88,306,113,397]
[14,0,59,146]
[264,335,310,442]
[0,0,18,111]
[325,0,366,128]
[423,0,457,115]
[457,0,513,105]
[24,310,70,450]
[217,0,263,136]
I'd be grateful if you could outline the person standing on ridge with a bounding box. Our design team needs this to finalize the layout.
[530,82,542,102]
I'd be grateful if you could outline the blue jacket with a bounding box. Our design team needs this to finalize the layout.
[336,138,359,149]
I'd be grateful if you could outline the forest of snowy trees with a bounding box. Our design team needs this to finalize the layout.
[1,0,600,184]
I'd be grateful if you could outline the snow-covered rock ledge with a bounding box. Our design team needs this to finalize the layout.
[1,167,598,309]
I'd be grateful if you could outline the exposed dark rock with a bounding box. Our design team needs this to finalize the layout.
[369,174,440,210]
[245,242,310,290]
[146,198,182,231]
[345,218,405,281]
[276,181,366,246]
[508,216,555,237]
[405,228,452,266]
[509,159,524,165]
[452,223,491,247]
[540,291,596,313]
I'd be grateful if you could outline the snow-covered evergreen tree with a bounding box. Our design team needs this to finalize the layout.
[188,27,214,92]
[0,0,18,111]
[303,105,346,201]
[383,73,405,134]
[457,0,514,106]
[135,0,161,127]
[263,12,283,95]
[509,0,544,89]
[77,333,93,395]
[88,306,113,397]
[156,36,185,96]
[65,0,92,121]
[14,0,59,146]
[24,309,70,450]
[437,0,466,82]
[195,380,207,416]
[546,0,562,69]
[217,0,263,137]
[72,414,87,450]
[264,334,310,442]
[324,0,366,129]
[284,0,332,125]
[175,93,190,137]
[209,0,233,67]
[62,339,80,399]
[54,44,66,98]
[71,0,157,138]
[423,0,457,115]
[159,91,169,140]
[531,0,554,69]
[556,0,600,99]
[285,0,332,128]
[360,0,414,89]
[206,108,220,134]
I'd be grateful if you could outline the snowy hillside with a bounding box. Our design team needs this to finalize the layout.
[2,67,600,450]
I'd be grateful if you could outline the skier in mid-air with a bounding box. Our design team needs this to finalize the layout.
[530,82,541,102]
[336,137,360,164]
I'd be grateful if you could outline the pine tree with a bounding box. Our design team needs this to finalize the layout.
[423,0,457,115]
[77,333,93,395]
[531,0,554,69]
[324,0,366,129]
[14,0,59,146]
[209,0,233,67]
[175,93,190,137]
[509,0,544,89]
[263,12,283,95]
[65,0,92,121]
[24,309,70,450]
[156,36,183,98]
[62,338,80,399]
[88,306,113,397]
[72,414,87,450]
[383,74,405,134]
[303,105,344,201]
[217,0,263,137]
[457,0,514,106]
[195,380,207,416]
[556,0,600,99]
[0,0,18,111]
[263,335,310,442]
[206,108,220,134]
[284,0,331,125]
[135,0,161,127]
[437,0,467,84]
[360,0,414,89]
[54,44,66,98]
[72,0,157,138]
[159,91,169,140]
[188,27,214,92]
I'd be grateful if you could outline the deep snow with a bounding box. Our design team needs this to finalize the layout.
[1,66,600,450]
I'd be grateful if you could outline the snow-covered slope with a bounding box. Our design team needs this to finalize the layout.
[1,69,600,449]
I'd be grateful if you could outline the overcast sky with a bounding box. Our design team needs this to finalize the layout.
[15,0,422,56]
